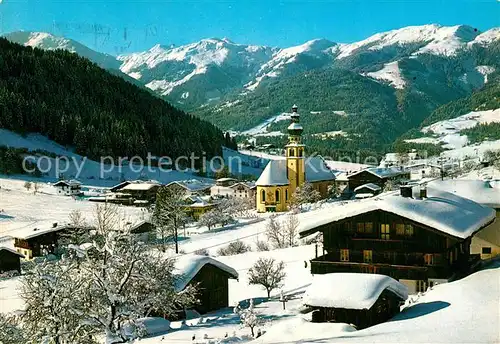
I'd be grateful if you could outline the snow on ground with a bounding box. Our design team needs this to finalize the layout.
[475,65,496,84]
[366,61,406,89]
[404,137,441,145]
[468,27,500,47]
[236,114,290,136]
[0,177,145,244]
[255,262,500,344]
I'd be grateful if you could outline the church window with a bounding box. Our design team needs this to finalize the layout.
[298,148,303,157]
[285,189,288,201]
[261,190,266,202]
[289,149,295,157]
[275,190,280,202]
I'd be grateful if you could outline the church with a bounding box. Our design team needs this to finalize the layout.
[255,105,336,212]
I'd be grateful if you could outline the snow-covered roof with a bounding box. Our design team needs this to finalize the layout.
[174,254,238,291]
[256,157,335,186]
[229,181,255,189]
[0,246,24,258]
[428,179,500,209]
[8,223,71,240]
[288,122,303,131]
[166,179,214,192]
[304,273,408,310]
[354,183,381,193]
[299,187,496,239]
[349,167,409,179]
[216,177,237,183]
[53,179,81,187]
[255,160,289,186]
[121,182,160,191]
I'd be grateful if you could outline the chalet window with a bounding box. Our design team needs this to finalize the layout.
[340,249,349,262]
[405,224,414,236]
[357,222,373,233]
[482,247,492,254]
[381,224,390,240]
[363,250,373,263]
[416,280,427,293]
[261,190,266,202]
[275,190,280,202]
[424,254,434,265]
[396,224,405,236]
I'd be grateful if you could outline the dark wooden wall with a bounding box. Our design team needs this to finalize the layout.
[0,250,21,273]
[189,263,231,314]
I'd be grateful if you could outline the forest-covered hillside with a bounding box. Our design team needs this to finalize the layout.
[0,38,230,161]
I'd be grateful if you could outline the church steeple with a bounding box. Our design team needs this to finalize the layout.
[285,104,305,193]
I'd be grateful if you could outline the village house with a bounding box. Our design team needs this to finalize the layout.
[185,196,216,220]
[53,180,82,196]
[129,220,156,243]
[299,185,496,293]
[303,273,408,329]
[210,178,256,201]
[405,162,443,180]
[347,167,410,191]
[120,181,161,205]
[255,105,336,212]
[428,179,500,260]
[354,183,382,198]
[0,246,24,273]
[10,223,79,259]
[165,179,213,196]
[174,255,238,316]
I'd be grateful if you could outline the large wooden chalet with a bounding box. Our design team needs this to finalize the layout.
[300,185,496,293]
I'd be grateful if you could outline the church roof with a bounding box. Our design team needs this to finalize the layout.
[256,156,336,186]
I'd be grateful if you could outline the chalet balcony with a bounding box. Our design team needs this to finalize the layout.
[310,254,453,280]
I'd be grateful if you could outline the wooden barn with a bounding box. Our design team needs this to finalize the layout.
[175,255,238,315]
[299,185,496,293]
[303,273,408,329]
[348,167,410,191]
[0,247,24,273]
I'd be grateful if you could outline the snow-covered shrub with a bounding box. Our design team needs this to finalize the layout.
[248,257,286,298]
[0,313,25,343]
[217,240,251,256]
[234,299,262,338]
[194,248,210,256]
[255,239,270,251]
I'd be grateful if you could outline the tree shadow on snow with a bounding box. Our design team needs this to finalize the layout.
[391,301,450,321]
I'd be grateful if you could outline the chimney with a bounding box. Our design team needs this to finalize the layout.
[400,185,413,198]
[420,185,427,199]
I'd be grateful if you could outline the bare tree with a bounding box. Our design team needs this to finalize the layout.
[265,215,286,249]
[33,182,40,194]
[248,258,286,298]
[284,212,299,247]
[21,204,198,343]
[198,210,219,231]
[0,313,25,343]
[59,210,91,247]
[23,181,32,192]
[151,186,187,253]
[290,183,321,209]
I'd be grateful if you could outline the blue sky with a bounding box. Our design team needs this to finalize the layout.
[1,0,498,55]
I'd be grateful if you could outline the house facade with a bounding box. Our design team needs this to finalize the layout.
[255,105,336,212]
[53,180,82,196]
[300,186,496,293]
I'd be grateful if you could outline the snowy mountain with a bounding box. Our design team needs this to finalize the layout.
[117,38,276,106]
[4,31,122,71]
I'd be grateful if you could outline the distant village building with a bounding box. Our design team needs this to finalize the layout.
[299,185,496,294]
[165,180,213,196]
[53,180,82,196]
[185,196,216,220]
[303,273,408,329]
[0,247,24,273]
[347,167,410,191]
[120,182,160,205]
[405,163,443,180]
[129,220,156,243]
[210,178,256,200]
[255,105,336,212]
[174,255,238,316]
[429,179,500,260]
[11,224,78,259]
[354,183,382,198]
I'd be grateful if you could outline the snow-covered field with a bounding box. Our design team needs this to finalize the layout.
[405,108,500,150]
